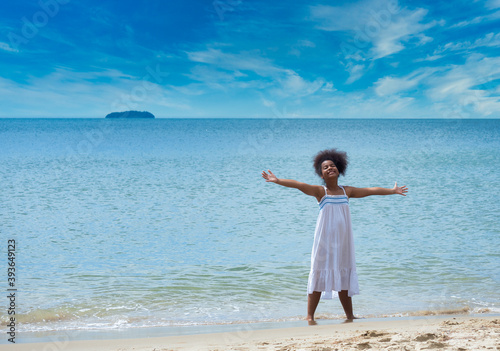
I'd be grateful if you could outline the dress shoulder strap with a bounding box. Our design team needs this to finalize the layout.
[339,185,347,197]
[323,186,328,196]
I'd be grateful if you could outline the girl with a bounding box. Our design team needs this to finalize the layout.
[262,149,407,324]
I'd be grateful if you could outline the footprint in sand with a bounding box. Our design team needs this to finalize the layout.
[414,333,437,342]
[442,319,461,326]
[361,330,388,338]
[378,337,392,342]
[424,341,447,349]
[356,342,371,349]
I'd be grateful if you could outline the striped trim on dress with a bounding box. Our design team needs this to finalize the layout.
[318,196,349,210]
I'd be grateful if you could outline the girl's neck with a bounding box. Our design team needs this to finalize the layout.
[324,179,339,190]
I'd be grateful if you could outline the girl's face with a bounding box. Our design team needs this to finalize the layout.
[321,160,338,179]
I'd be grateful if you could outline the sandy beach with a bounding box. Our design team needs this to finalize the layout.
[4,315,498,351]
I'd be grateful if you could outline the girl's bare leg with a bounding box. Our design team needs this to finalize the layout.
[307,291,322,325]
[338,290,356,321]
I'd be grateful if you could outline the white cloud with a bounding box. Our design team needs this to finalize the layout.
[414,54,444,62]
[426,55,500,117]
[308,0,403,33]
[448,3,500,28]
[322,82,336,92]
[288,39,316,56]
[309,3,369,32]
[186,65,248,92]
[486,0,500,9]
[0,41,18,53]
[375,68,436,96]
[473,32,500,47]
[370,8,438,59]
[298,39,316,48]
[310,0,437,60]
[276,72,326,97]
[315,92,422,118]
[187,48,286,77]
[434,32,500,56]
[375,76,418,96]
[487,10,500,20]
[309,0,438,86]
[449,16,484,28]
[261,97,276,108]
[345,63,366,84]
[168,83,214,96]
[372,54,500,118]
[0,67,192,117]
[186,47,331,98]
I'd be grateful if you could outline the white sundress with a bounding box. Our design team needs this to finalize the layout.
[307,185,359,299]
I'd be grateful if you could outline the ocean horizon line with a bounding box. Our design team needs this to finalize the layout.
[1,116,500,120]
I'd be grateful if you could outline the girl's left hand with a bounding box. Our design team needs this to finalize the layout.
[262,170,278,183]
[393,182,408,196]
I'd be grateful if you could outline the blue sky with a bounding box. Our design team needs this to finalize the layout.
[1,0,500,118]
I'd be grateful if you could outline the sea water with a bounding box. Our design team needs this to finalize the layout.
[0,118,499,341]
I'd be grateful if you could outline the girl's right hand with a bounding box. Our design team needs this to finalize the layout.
[262,170,278,183]
[393,182,408,196]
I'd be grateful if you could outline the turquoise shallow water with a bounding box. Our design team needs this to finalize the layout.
[0,118,499,338]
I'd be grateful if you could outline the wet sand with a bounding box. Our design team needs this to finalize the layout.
[3,315,499,351]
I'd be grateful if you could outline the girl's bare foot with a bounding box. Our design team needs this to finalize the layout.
[307,319,318,326]
[344,316,360,323]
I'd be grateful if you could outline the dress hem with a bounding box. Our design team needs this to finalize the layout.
[307,268,359,299]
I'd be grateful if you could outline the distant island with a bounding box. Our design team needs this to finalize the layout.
[105,111,155,119]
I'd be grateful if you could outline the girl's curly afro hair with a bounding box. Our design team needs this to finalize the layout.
[313,149,348,178]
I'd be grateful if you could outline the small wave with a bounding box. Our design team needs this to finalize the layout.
[405,306,471,317]
[11,301,498,334]
[14,308,81,324]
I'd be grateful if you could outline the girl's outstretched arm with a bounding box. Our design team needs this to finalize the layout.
[346,182,408,198]
[262,170,323,199]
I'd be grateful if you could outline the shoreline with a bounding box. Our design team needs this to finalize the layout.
[3,313,499,350]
